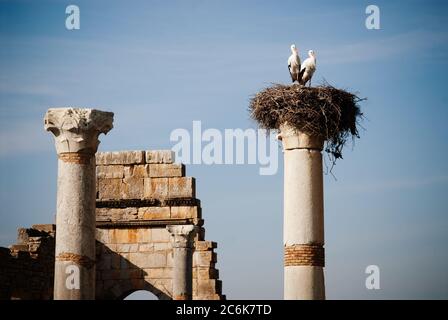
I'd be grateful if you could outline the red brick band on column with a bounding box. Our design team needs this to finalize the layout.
[58,152,92,164]
[284,244,325,267]
[56,252,95,269]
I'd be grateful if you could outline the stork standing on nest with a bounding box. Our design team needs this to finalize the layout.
[299,50,317,87]
[287,44,301,83]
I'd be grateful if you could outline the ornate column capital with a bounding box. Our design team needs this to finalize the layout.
[167,225,197,248]
[44,108,114,155]
[278,123,323,151]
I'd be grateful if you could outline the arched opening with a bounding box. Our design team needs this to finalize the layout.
[123,290,159,300]
[102,280,171,300]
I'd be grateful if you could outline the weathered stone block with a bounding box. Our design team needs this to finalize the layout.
[31,224,56,233]
[138,243,154,252]
[154,242,171,251]
[136,228,152,243]
[96,208,111,222]
[96,151,145,165]
[171,206,200,219]
[110,208,125,221]
[146,150,175,164]
[16,228,29,245]
[193,267,219,280]
[195,227,206,241]
[121,177,144,199]
[97,165,124,179]
[149,164,184,178]
[96,228,110,243]
[168,177,195,198]
[197,279,222,294]
[124,165,150,178]
[122,208,138,220]
[138,207,170,220]
[97,207,138,222]
[151,228,171,242]
[116,244,139,253]
[166,251,174,267]
[194,251,217,267]
[144,178,169,198]
[9,244,28,254]
[144,267,172,279]
[109,229,137,244]
[129,252,166,268]
[195,241,217,251]
[151,279,173,295]
[97,178,122,200]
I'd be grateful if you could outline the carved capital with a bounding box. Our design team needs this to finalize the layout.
[167,225,197,248]
[44,108,114,155]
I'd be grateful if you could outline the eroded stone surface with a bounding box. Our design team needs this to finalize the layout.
[146,150,175,164]
[44,108,113,154]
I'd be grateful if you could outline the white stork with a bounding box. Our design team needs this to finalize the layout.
[299,50,316,87]
[287,44,301,83]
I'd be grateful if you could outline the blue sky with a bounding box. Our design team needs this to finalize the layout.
[1,0,447,299]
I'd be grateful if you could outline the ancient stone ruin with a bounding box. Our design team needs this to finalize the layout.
[0,225,56,299]
[94,150,223,300]
[0,108,224,300]
[0,149,224,300]
[1,85,363,301]
[0,150,225,300]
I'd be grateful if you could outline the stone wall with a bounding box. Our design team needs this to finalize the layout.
[0,225,55,299]
[95,150,224,300]
[0,150,224,300]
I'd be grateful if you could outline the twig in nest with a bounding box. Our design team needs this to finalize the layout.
[249,82,365,170]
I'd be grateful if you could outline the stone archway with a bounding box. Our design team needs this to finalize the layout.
[102,278,170,300]
[94,150,224,300]
[123,290,159,300]
[0,150,225,300]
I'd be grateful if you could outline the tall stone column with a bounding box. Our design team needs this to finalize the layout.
[167,225,197,300]
[44,108,113,300]
[279,123,325,300]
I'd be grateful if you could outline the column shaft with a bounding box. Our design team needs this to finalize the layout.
[45,108,113,300]
[281,125,325,300]
[167,225,197,300]
[54,153,96,299]
[172,246,193,300]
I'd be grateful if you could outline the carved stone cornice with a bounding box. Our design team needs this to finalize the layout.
[167,225,197,248]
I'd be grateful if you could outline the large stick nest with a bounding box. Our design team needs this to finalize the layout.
[249,83,364,164]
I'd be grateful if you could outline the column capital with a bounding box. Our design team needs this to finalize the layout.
[278,123,323,151]
[167,225,197,248]
[44,108,114,155]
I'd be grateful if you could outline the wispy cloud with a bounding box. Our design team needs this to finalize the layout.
[335,175,448,195]
[319,30,448,64]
